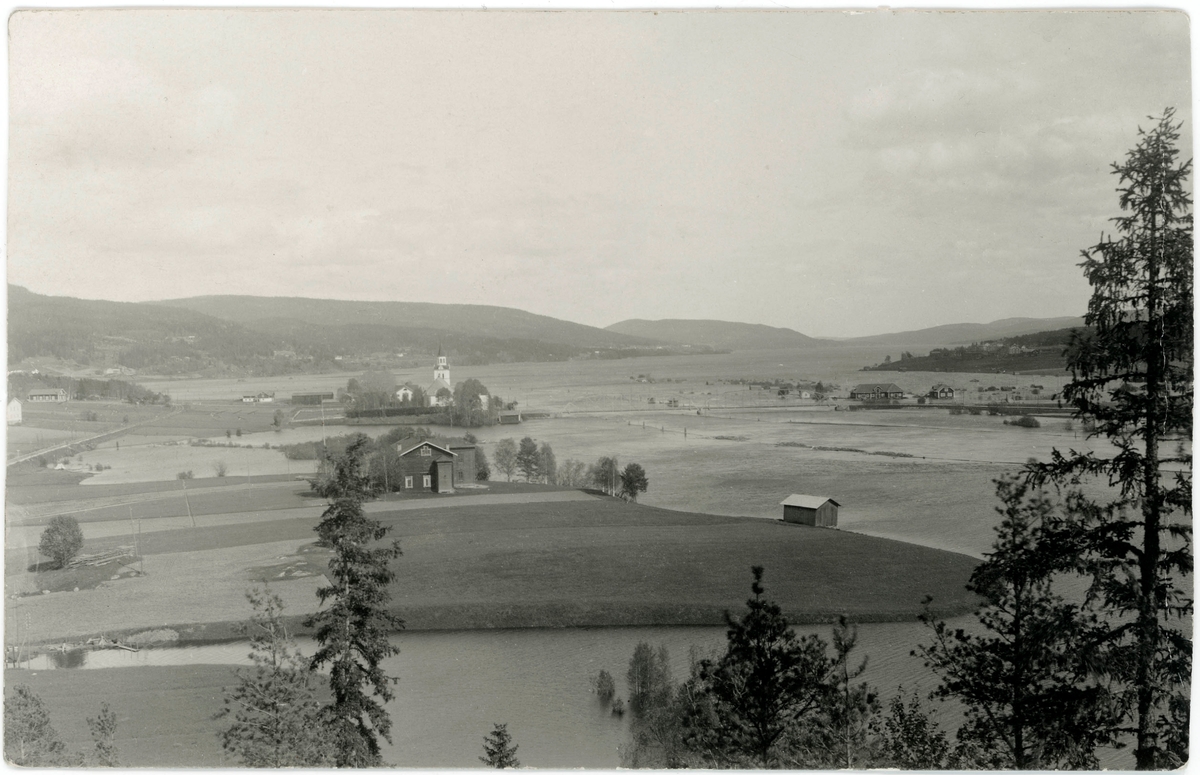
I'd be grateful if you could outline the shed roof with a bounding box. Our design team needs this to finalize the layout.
[780,494,840,509]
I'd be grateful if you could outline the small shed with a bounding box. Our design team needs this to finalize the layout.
[498,411,522,425]
[781,494,841,527]
[7,398,22,425]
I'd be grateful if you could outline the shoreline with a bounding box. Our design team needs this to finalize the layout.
[17,596,979,657]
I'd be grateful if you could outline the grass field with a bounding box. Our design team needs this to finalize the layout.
[6,494,978,647]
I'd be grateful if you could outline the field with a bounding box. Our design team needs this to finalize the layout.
[5,489,979,647]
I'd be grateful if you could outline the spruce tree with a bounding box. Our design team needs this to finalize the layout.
[479,723,520,768]
[305,436,405,766]
[1026,109,1192,768]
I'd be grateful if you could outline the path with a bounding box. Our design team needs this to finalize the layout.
[7,408,185,467]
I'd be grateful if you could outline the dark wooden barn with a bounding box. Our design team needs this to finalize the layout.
[395,440,477,493]
[780,494,841,527]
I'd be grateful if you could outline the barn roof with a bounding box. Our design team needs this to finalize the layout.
[780,494,840,509]
[849,383,903,394]
[397,440,457,457]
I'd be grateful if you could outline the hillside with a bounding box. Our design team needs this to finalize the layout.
[865,327,1080,374]
[606,318,827,350]
[160,295,660,350]
[7,286,676,376]
[8,285,283,375]
[846,316,1085,346]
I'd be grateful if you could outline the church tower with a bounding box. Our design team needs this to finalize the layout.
[434,344,450,384]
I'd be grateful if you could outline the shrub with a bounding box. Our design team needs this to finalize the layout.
[1006,415,1041,428]
[176,470,194,480]
[39,516,84,568]
[213,460,228,477]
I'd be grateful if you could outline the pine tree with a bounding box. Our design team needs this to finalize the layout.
[919,477,1115,769]
[1026,108,1192,769]
[4,686,72,766]
[479,723,520,768]
[305,436,405,766]
[619,463,649,503]
[216,586,334,767]
[694,566,833,766]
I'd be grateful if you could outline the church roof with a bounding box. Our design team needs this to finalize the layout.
[437,343,444,358]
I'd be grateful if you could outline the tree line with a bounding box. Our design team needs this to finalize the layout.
[488,438,649,502]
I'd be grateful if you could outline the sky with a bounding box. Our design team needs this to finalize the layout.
[6,9,1192,338]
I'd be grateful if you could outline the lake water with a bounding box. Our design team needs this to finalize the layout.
[25,621,952,768]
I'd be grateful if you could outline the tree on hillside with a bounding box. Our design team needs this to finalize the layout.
[476,450,491,481]
[1025,109,1193,769]
[493,439,518,482]
[5,686,71,766]
[879,690,953,769]
[588,456,619,496]
[919,477,1115,769]
[217,587,335,766]
[515,437,540,482]
[557,459,587,488]
[39,515,83,569]
[619,463,649,503]
[689,567,835,766]
[87,704,120,767]
[479,723,520,768]
[305,436,405,766]
[537,442,557,485]
[795,618,880,769]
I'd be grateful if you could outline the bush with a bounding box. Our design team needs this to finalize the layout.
[1005,415,1041,428]
[39,516,84,569]
[213,460,228,477]
[177,470,194,480]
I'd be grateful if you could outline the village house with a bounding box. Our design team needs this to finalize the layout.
[928,384,955,400]
[780,494,840,527]
[848,383,904,400]
[394,439,477,493]
[7,398,22,425]
[27,388,68,403]
[395,385,414,403]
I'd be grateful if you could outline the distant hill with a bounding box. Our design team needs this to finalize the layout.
[159,295,658,350]
[606,319,827,350]
[845,317,1085,346]
[7,287,680,376]
[8,285,282,374]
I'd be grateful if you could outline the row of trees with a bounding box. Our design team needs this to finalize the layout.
[488,441,650,502]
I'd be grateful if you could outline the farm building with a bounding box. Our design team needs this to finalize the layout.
[781,494,841,527]
[291,392,335,405]
[27,388,68,403]
[928,384,955,400]
[394,439,477,493]
[7,398,22,425]
[848,383,903,400]
[498,411,522,425]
